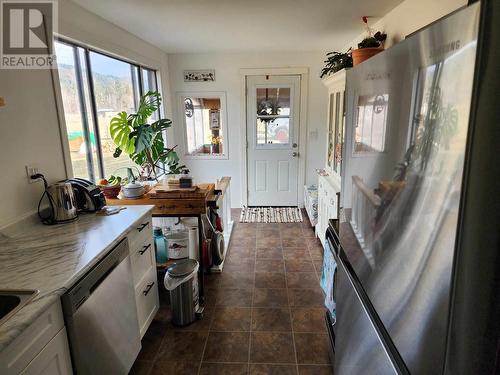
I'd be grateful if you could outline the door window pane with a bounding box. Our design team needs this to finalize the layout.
[55,42,99,180]
[256,118,290,144]
[89,51,138,175]
[184,97,224,156]
[256,87,290,115]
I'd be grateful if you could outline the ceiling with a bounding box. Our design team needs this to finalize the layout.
[71,0,403,54]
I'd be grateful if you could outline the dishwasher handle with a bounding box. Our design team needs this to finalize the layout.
[62,238,129,316]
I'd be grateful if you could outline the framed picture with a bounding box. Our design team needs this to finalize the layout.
[210,110,220,129]
[184,69,216,82]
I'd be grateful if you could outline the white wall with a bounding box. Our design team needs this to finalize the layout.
[342,0,467,50]
[167,52,328,208]
[0,0,171,228]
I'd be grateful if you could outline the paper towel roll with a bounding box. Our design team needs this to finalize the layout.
[188,227,199,260]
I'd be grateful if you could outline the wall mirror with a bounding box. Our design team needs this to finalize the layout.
[178,92,228,159]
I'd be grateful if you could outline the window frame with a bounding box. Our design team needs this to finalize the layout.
[177,91,229,160]
[54,37,161,181]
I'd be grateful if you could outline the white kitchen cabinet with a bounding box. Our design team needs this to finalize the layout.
[316,175,340,246]
[316,69,346,245]
[21,328,72,375]
[127,213,159,338]
[0,300,72,375]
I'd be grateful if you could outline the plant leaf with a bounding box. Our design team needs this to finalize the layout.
[151,118,172,132]
[110,111,135,154]
[134,125,154,154]
[135,91,161,125]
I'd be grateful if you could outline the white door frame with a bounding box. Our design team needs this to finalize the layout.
[239,67,309,207]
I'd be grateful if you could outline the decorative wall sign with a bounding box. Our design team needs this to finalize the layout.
[184,70,215,82]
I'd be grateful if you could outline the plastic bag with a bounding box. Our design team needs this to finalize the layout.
[321,241,337,321]
[163,262,199,291]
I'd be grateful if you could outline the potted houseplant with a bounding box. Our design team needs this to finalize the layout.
[352,16,387,66]
[211,136,221,154]
[320,50,353,78]
[109,91,186,181]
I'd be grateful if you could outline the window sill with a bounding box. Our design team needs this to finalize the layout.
[184,153,229,161]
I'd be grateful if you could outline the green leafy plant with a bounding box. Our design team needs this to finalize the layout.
[358,17,387,49]
[109,91,186,180]
[320,50,353,78]
[358,31,387,49]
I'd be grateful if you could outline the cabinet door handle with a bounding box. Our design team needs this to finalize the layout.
[137,222,149,232]
[139,244,151,255]
[143,282,155,296]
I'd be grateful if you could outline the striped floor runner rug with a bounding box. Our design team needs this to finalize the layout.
[239,206,303,223]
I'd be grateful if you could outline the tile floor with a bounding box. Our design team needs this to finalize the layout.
[130,210,333,375]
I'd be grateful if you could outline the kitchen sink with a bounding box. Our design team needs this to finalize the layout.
[0,290,38,326]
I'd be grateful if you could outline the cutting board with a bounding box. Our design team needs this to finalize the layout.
[147,183,214,199]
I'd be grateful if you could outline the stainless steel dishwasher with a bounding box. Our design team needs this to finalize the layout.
[62,238,141,374]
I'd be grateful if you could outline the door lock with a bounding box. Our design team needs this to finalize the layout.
[292,143,298,148]
[292,152,299,157]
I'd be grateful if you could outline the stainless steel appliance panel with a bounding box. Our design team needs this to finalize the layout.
[340,4,480,374]
[333,247,398,375]
[63,239,141,374]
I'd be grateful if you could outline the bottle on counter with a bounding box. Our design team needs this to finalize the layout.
[153,226,168,264]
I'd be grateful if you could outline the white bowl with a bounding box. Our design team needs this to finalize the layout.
[122,182,145,199]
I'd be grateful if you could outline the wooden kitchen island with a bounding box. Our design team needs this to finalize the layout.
[106,177,232,306]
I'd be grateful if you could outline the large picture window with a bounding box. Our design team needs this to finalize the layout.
[55,39,160,181]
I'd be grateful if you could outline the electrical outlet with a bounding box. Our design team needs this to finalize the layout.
[26,165,40,184]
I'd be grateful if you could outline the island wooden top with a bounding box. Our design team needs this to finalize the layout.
[106,183,215,216]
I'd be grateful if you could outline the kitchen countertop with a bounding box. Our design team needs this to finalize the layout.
[0,205,154,352]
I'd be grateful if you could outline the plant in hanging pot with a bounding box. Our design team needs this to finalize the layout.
[352,16,387,66]
[109,91,186,182]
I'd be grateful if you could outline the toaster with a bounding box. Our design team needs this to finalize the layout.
[68,178,106,212]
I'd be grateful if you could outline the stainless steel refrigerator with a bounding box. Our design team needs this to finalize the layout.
[325,1,500,374]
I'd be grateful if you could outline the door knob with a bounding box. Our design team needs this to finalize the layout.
[292,152,299,157]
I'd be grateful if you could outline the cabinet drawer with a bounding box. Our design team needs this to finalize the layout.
[130,239,155,288]
[128,215,152,249]
[0,300,65,375]
[135,268,159,338]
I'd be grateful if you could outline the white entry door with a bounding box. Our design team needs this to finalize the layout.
[246,75,301,206]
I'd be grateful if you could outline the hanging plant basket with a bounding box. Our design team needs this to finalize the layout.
[352,47,383,65]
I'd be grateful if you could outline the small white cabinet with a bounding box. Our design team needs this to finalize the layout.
[316,174,340,246]
[21,328,72,375]
[127,213,159,338]
[0,300,72,375]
